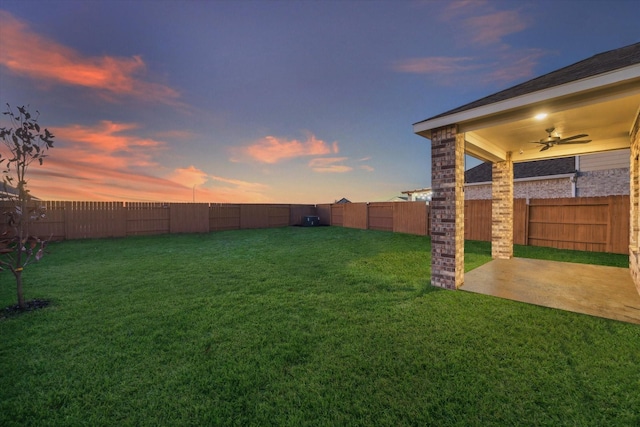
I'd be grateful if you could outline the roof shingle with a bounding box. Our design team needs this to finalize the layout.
[465,157,576,183]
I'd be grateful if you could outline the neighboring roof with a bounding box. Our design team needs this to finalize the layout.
[401,187,432,195]
[335,197,351,204]
[416,42,640,125]
[465,157,576,184]
[0,183,40,200]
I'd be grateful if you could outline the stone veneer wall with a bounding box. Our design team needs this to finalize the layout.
[630,111,640,295]
[491,154,514,259]
[430,125,465,290]
[576,168,630,196]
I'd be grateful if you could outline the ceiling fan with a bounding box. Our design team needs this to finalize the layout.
[530,127,591,151]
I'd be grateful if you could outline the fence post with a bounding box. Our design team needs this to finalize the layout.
[606,195,613,253]
[525,199,530,246]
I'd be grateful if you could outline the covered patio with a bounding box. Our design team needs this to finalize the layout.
[413,43,640,322]
[463,258,640,324]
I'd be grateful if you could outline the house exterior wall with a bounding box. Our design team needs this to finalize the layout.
[576,168,629,196]
[465,178,572,200]
[406,190,432,202]
[580,149,629,171]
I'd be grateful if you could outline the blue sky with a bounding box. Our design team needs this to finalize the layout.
[1,0,638,203]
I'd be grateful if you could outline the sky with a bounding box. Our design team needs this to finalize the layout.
[0,0,638,204]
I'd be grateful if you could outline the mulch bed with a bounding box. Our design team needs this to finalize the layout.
[2,298,51,319]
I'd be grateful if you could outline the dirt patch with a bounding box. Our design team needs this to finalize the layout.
[2,299,51,319]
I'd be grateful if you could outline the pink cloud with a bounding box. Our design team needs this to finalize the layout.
[209,175,269,192]
[0,10,180,104]
[27,157,185,201]
[51,121,165,170]
[466,10,528,45]
[54,121,163,152]
[238,133,339,164]
[393,57,476,74]
[13,118,271,202]
[27,157,271,203]
[308,157,352,173]
[360,165,374,172]
[167,165,210,188]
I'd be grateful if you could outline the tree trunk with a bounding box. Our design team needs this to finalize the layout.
[16,270,25,308]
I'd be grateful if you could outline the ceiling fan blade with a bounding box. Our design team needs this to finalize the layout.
[540,145,551,151]
[557,140,592,145]
[558,134,588,142]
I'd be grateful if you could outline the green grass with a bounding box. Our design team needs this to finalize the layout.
[1,227,637,426]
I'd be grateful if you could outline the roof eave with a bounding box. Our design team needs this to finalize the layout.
[413,64,640,138]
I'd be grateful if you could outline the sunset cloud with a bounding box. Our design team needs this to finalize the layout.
[51,121,165,170]
[393,48,545,85]
[166,167,269,197]
[393,57,476,74]
[466,10,528,45]
[237,133,339,164]
[0,10,180,104]
[357,157,374,172]
[394,2,540,86]
[167,165,210,188]
[209,175,270,193]
[28,157,187,201]
[439,2,528,46]
[27,156,271,203]
[8,115,271,203]
[308,157,352,173]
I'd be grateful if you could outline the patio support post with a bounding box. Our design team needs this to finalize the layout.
[430,125,465,289]
[491,152,514,259]
[630,111,640,295]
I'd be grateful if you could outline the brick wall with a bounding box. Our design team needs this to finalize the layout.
[466,178,572,200]
[491,155,514,259]
[464,184,491,200]
[576,168,630,197]
[430,125,465,290]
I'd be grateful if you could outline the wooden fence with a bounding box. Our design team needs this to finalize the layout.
[527,196,628,254]
[323,196,629,254]
[0,196,629,254]
[317,202,429,236]
[461,196,628,254]
[0,201,317,240]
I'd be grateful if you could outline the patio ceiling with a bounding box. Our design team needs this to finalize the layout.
[414,62,640,163]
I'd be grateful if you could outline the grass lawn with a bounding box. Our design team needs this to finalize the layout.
[1,227,637,426]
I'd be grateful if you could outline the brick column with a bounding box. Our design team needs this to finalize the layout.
[492,153,514,259]
[630,111,640,295]
[430,125,465,289]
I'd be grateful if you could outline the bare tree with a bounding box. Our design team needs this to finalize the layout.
[0,104,54,308]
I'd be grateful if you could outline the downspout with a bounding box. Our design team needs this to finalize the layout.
[572,155,580,197]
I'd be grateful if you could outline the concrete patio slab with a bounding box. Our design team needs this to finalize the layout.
[462,258,640,325]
